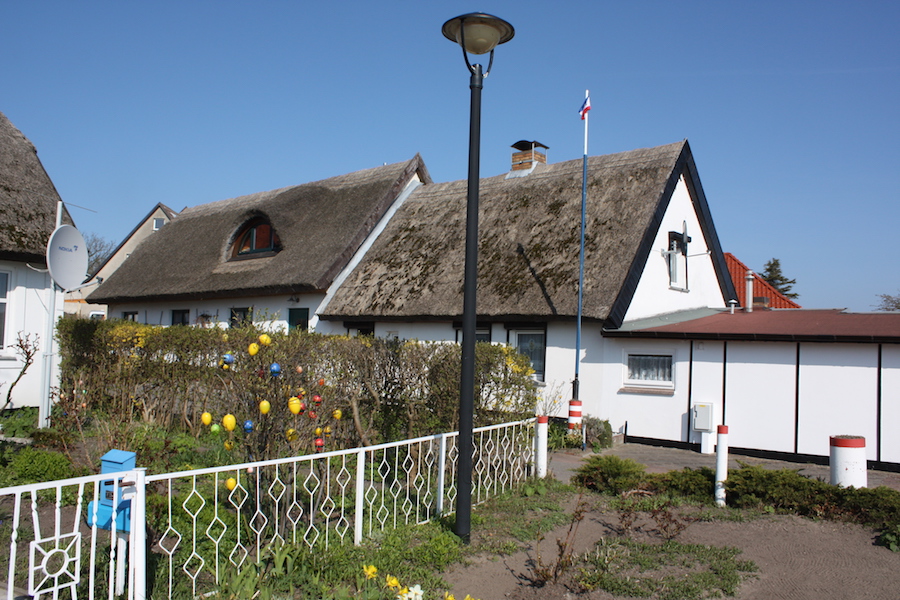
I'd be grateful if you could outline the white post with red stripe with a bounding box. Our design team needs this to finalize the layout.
[830,435,867,488]
[536,416,549,478]
[568,400,583,432]
[715,425,729,507]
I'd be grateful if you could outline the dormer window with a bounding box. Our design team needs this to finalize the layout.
[231,218,281,259]
[664,222,691,291]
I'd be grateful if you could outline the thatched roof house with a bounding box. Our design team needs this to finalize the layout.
[0,111,73,262]
[320,140,734,328]
[89,156,429,304]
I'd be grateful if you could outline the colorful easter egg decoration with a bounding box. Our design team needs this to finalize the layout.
[243,420,254,433]
[295,365,304,374]
[312,394,322,406]
[317,378,325,387]
[324,425,332,438]
[315,438,325,452]
[332,409,342,421]
[286,428,299,442]
[315,427,323,437]
[297,387,307,398]
[210,423,221,434]
[201,412,212,426]
[298,401,306,415]
[308,410,318,420]
[258,333,272,346]
[224,440,234,451]
[288,397,301,414]
[270,363,281,377]
[222,414,236,431]
[226,477,237,491]
[223,353,235,365]
[248,342,259,356]
[259,400,271,414]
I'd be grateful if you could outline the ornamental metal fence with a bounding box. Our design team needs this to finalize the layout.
[1,418,543,600]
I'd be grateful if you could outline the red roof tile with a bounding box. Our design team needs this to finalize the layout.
[725,253,801,309]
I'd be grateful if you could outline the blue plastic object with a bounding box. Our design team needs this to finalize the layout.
[86,449,136,532]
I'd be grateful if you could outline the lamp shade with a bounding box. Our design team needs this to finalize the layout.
[442,13,514,55]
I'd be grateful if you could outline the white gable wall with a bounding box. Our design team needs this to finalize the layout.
[624,175,726,322]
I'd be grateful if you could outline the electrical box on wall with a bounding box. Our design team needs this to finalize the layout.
[692,403,714,432]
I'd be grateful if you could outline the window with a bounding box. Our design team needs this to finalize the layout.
[454,321,491,343]
[152,218,165,231]
[230,307,251,328]
[122,311,138,321]
[171,309,190,326]
[288,308,309,331]
[625,354,674,390]
[664,228,691,291]
[0,272,8,346]
[511,329,546,381]
[231,218,280,258]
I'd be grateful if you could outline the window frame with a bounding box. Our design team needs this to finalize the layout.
[288,307,309,331]
[622,350,676,393]
[230,218,281,260]
[0,271,9,348]
[507,325,546,382]
[664,230,690,292]
[230,307,251,328]
[122,311,138,321]
[171,309,190,326]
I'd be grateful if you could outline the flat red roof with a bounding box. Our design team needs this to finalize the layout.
[606,309,900,343]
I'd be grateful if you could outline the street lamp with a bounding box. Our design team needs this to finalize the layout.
[442,12,514,543]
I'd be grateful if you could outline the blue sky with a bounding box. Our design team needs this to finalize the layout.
[2,1,897,311]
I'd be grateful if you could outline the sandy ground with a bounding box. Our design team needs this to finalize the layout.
[441,444,900,599]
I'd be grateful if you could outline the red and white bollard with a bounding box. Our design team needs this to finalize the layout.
[536,416,549,479]
[715,425,728,507]
[830,435,867,488]
[568,400,582,431]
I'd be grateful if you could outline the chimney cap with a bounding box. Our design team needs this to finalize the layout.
[511,140,549,151]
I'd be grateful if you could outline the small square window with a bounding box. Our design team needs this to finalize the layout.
[152,218,165,231]
[512,330,545,381]
[122,311,138,321]
[230,307,251,328]
[171,309,190,326]
[288,308,309,331]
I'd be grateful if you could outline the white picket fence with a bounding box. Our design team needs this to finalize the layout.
[1,418,545,600]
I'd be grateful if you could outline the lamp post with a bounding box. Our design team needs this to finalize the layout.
[441,12,514,543]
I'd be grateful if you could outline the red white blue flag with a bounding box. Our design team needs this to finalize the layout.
[579,96,591,120]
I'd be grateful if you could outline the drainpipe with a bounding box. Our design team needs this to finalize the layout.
[745,270,754,313]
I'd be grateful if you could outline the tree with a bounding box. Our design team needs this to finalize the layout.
[761,258,799,299]
[875,291,900,311]
[84,232,116,276]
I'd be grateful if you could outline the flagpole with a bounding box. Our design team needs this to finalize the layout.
[571,89,589,437]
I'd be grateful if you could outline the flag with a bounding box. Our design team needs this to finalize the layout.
[579,96,591,120]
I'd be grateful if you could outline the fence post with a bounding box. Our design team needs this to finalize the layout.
[536,416,549,479]
[715,426,728,507]
[354,449,365,545]
[129,468,147,600]
[436,433,447,515]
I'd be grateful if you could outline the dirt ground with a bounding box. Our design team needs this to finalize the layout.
[441,445,900,599]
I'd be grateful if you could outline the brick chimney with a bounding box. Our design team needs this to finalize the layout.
[510,140,548,172]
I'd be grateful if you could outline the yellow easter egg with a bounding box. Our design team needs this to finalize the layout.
[225,477,237,491]
[332,409,342,421]
[315,426,323,436]
[258,333,272,346]
[223,414,236,431]
[224,440,234,451]
[259,400,271,414]
[201,412,212,426]
[286,428,299,442]
[288,397,301,415]
[248,343,259,356]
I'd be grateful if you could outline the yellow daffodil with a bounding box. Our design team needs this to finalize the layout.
[363,564,377,580]
[386,575,400,590]
[444,594,456,600]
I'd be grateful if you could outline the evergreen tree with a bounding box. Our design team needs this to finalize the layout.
[761,258,799,299]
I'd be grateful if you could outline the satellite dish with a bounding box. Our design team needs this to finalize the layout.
[46,224,88,291]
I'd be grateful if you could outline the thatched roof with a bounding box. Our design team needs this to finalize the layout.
[0,111,72,263]
[321,141,733,327]
[89,156,429,303]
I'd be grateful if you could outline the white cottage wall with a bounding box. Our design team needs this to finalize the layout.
[624,176,726,322]
[797,344,879,460]
[688,340,725,444]
[881,345,900,463]
[723,342,797,453]
[0,262,63,409]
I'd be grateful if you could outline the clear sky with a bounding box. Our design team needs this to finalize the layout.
[2,1,898,311]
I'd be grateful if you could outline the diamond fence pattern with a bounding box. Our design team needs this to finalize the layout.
[0,418,537,600]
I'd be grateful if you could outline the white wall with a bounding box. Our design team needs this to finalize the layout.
[689,340,725,444]
[797,344,879,460]
[723,342,797,453]
[881,345,900,463]
[0,261,62,409]
[625,176,727,321]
